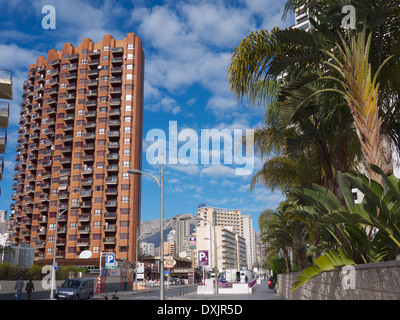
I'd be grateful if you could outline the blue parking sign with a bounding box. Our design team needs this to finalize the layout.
[106,254,115,268]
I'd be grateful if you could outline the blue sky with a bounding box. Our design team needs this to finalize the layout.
[0,0,294,232]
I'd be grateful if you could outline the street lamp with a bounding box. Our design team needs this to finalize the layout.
[50,200,81,300]
[195,213,219,295]
[128,158,164,300]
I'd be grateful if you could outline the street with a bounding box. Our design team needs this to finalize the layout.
[96,280,281,300]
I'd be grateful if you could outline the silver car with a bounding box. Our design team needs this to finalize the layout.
[55,278,95,300]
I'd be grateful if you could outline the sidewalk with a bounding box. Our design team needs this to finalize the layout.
[168,281,281,300]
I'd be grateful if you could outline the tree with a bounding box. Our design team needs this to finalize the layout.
[228,0,400,187]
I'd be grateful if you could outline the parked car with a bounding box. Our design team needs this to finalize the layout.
[55,278,95,300]
[171,277,184,285]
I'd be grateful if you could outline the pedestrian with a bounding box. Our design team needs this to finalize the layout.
[14,277,25,300]
[25,279,34,300]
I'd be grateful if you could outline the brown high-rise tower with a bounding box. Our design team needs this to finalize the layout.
[9,33,144,267]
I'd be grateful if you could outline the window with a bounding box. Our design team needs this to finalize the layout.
[128,43,134,50]
[124,116,132,122]
[96,162,105,168]
[127,64,134,70]
[94,221,102,228]
[94,209,102,216]
[81,58,88,64]
[122,172,130,179]
[70,222,78,229]
[125,95,132,101]
[104,45,110,51]
[123,149,131,155]
[72,198,79,205]
[102,55,109,61]
[99,128,106,135]
[49,223,56,231]
[124,138,131,145]
[101,76,109,81]
[124,127,132,133]
[48,235,55,242]
[122,196,130,203]
[76,130,83,137]
[126,74,133,80]
[125,105,132,111]
[92,246,101,253]
[123,161,131,167]
[127,54,134,60]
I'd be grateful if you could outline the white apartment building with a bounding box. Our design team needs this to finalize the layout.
[196,206,256,268]
[241,215,256,269]
[140,242,155,256]
[196,225,247,271]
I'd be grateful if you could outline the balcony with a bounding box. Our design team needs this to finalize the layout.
[48,59,61,66]
[60,157,72,165]
[105,177,118,185]
[65,93,76,102]
[107,142,119,149]
[106,165,118,173]
[87,80,98,88]
[83,143,95,151]
[80,189,92,197]
[112,47,123,55]
[88,69,99,78]
[67,63,78,71]
[111,57,123,65]
[110,77,122,84]
[85,111,96,119]
[86,100,97,108]
[109,99,121,106]
[80,202,92,209]
[107,153,119,161]
[0,69,13,100]
[66,72,77,80]
[104,225,116,232]
[87,90,98,98]
[82,155,95,162]
[105,200,117,207]
[108,130,120,138]
[81,178,93,186]
[88,59,99,67]
[78,226,91,234]
[0,129,7,154]
[110,67,122,75]
[78,214,91,222]
[81,167,93,175]
[83,133,96,141]
[64,104,75,111]
[103,237,116,245]
[104,212,117,221]
[105,188,118,195]
[89,50,101,58]
[108,120,120,127]
[77,238,90,247]
[0,102,9,128]
[62,135,73,143]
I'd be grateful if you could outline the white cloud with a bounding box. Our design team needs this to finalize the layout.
[201,164,236,178]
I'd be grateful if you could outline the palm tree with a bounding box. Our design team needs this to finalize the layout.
[228,0,400,185]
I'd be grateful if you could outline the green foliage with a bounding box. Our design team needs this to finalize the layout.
[292,249,355,292]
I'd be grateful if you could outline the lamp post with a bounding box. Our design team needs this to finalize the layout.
[50,200,81,300]
[128,157,164,300]
[195,212,219,295]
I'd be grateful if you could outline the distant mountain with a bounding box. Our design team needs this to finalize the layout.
[140,213,196,248]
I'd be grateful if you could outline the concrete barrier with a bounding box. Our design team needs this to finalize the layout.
[277,260,400,300]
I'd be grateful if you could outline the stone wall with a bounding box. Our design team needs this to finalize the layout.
[277,260,400,300]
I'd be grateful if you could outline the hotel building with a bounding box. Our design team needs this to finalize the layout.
[8,33,144,267]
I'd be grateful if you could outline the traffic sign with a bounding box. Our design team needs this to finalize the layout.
[198,250,209,266]
[106,254,115,268]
